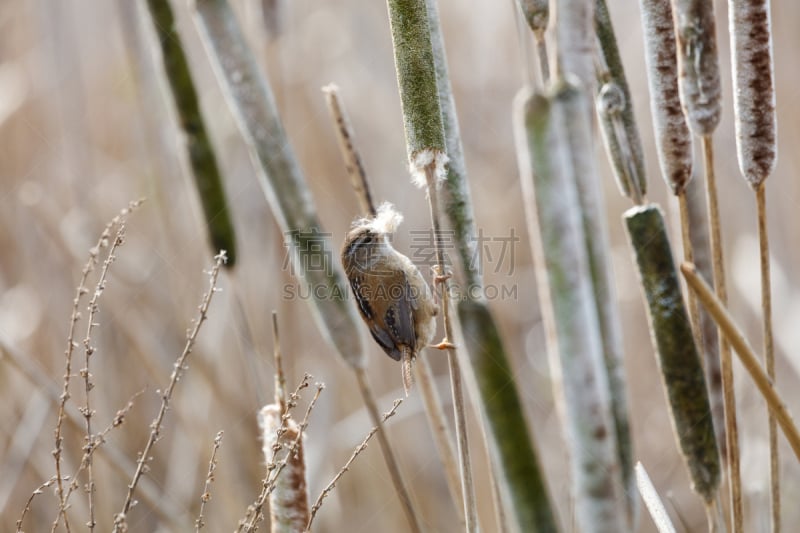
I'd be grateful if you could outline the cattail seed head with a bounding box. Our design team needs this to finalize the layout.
[729,0,776,187]
[672,0,722,136]
[640,0,693,194]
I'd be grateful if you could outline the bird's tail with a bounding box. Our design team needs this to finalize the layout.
[401,348,415,397]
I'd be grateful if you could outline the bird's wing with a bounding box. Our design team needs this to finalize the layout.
[348,270,416,361]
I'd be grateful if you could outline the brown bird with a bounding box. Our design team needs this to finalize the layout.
[342,203,438,395]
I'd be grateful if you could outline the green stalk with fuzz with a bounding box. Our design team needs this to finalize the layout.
[560,79,637,527]
[623,205,719,503]
[554,0,595,89]
[516,85,627,533]
[143,0,237,265]
[385,1,477,530]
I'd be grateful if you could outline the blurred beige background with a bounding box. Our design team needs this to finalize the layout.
[1,0,799,531]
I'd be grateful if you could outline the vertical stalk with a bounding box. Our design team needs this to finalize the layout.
[428,0,558,529]
[517,0,551,83]
[672,0,735,526]
[703,135,742,530]
[728,0,778,527]
[385,0,478,529]
[516,85,627,532]
[144,0,238,265]
[757,184,778,531]
[554,0,595,88]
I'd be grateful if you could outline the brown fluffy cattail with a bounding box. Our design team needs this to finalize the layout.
[640,0,693,194]
[259,405,310,533]
[729,0,776,186]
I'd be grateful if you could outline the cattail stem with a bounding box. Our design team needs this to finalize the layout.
[681,263,800,461]
[423,164,478,533]
[516,86,627,531]
[678,192,704,358]
[143,0,237,265]
[756,183,779,531]
[415,358,466,523]
[193,0,363,367]
[595,0,647,202]
[385,0,478,528]
[428,2,558,524]
[554,0,595,88]
[321,84,376,218]
[562,70,638,527]
[729,0,778,525]
[517,0,550,83]
[702,135,742,531]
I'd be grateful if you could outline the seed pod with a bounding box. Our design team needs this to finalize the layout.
[386,0,448,185]
[624,204,720,502]
[259,405,310,532]
[672,0,722,136]
[729,0,776,186]
[639,0,693,195]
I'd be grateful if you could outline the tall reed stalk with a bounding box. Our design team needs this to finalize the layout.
[143,0,237,266]
[516,84,627,533]
[428,0,558,530]
[672,0,740,528]
[385,0,477,529]
[728,0,778,528]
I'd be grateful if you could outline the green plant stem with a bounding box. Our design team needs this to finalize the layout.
[144,0,237,265]
[594,0,647,200]
[426,1,557,529]
[517,86,626,532]
[193,0,363,367]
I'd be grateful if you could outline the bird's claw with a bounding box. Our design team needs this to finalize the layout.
[431,265,452,285]
[430,339,456,350]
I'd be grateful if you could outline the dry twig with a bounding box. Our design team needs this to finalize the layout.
[113,251,227,531]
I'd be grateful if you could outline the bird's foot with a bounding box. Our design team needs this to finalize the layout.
[430,339,456,350]
[431,265,452,285]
